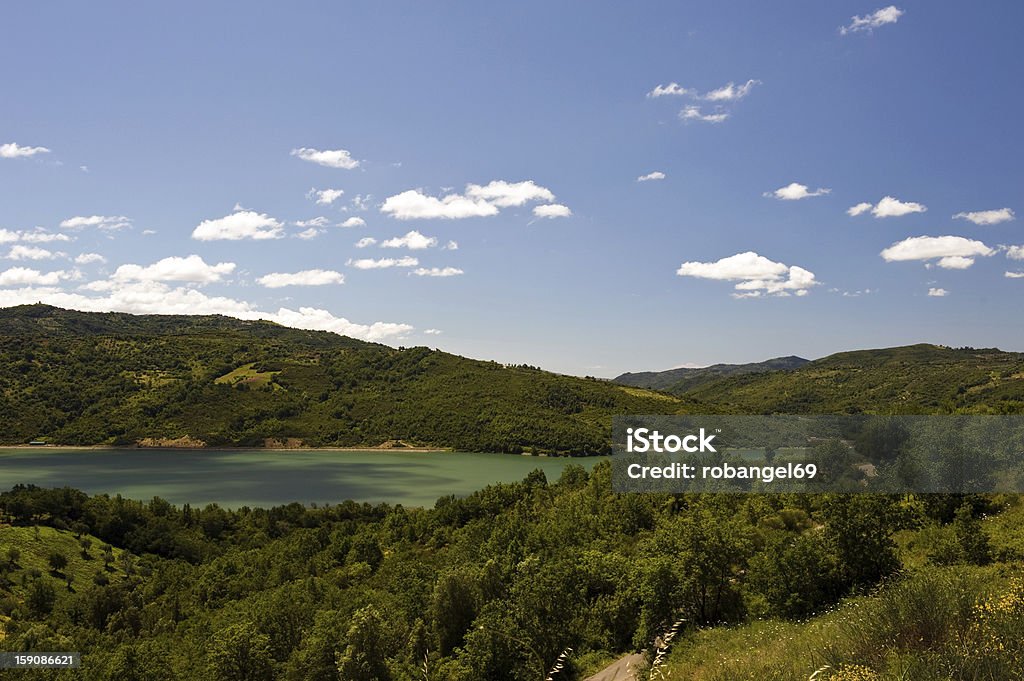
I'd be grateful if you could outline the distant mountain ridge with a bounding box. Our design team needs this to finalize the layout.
[614,355,810,393]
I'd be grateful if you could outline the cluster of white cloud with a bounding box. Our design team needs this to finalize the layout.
[1008,246,1024,261]
[5,245,64,261]
[676,251,817,298]
[308,188,345,205]
[840,5,904,35]
[412,267,463,277]
[108,255,235,284]
[355,237,376,248]
[848,196,926,218]
[380,180,569,220]
[340,217,366,228]
[75,253,106,265]
[637,171,666,182]
[0,228,72,244]
[1,142,50,158]
[348,256,419,270]
[953,208,1015,225]
[257,269,345,288]
[648,79,759,123]
[60,215,132,231]
[192,208,284,241]
[765,182,831,201]
[880,235,995,269]
[927,287,948,297]
[381,230,437,250]
[291,147,359,170]
[0,267,76,286]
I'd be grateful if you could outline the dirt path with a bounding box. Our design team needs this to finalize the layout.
[584,652,644,681]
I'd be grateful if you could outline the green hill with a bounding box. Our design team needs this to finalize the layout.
[681,343,1024,414]
[614,355,809,393]
[0,305,687,453]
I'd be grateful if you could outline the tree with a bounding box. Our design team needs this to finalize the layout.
[207,623,274,681]
[47,551,68,573]
[337,606,391,681]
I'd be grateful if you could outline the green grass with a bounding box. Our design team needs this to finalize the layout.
[213,362,282,390]
[0,525,131,599]
[657,565,1023,680]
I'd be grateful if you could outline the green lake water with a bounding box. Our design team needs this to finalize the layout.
[0,448,607,508]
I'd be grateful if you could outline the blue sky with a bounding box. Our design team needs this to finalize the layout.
[1,1,1022,376]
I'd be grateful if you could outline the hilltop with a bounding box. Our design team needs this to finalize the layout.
[681,343,1024,414]
[614,355,809,393]
[0,305,688,453]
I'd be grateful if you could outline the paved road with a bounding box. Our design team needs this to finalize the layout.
[583,652,644,681]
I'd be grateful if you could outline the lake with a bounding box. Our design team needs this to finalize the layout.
[0,448,607,508]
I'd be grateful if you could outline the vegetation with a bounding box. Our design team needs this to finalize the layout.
[669,344,1024,414]
[614,356,809,394]
[0,305,692,454]
[1,481,1022,679]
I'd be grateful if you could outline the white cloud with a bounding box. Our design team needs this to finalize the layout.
[412,267,463,277]
[848,196,926,218]
[765,182,831,201]
[880,235,995,268]
[533,204,572,218]
[60,215,132,231]
[20,230,72,243]
[702,79,759,101]
[443,240,459,250]
[1005,271,1024,279]
[340,217,366,228]
[0,229,72,244]
[348,256,419,269]
[424,328,443,335]
[638,171,666,182]
[349,195,372,212]
[74,253,106,265]
[936,256,975,270]
[308,188,345,205]
[381,230,438,250]
[647,83,693,98]
[676,251,818,297]
[0,142,50,158]
[465,180,555,208]
[257,269,345,288]
[953,208,1015,226]
[0,267,70,286]
[142,230,157,236]
[294,217,331,229]
[355,237,377,248]
[295,228,322,240]
[1007,246,1024,260]
[679,106,729,123]
[381,189,498,220]
[841,5,904,35]
[111,255,236,284]
[927,288,948,297]
[192,210,284,241]
[291,147,359,169]
[6,245,59,261]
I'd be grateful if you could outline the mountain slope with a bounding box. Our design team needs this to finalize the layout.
[683,343,1024,414]
[614,355,808,393]
[0,305,688,452]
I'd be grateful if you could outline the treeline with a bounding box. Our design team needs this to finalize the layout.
[0,472,1005,680]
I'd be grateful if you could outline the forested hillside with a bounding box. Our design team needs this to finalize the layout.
[659,344,1024,414]
[0,305,687,453]
[614,355,808,393]
[1,473,1022,680]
